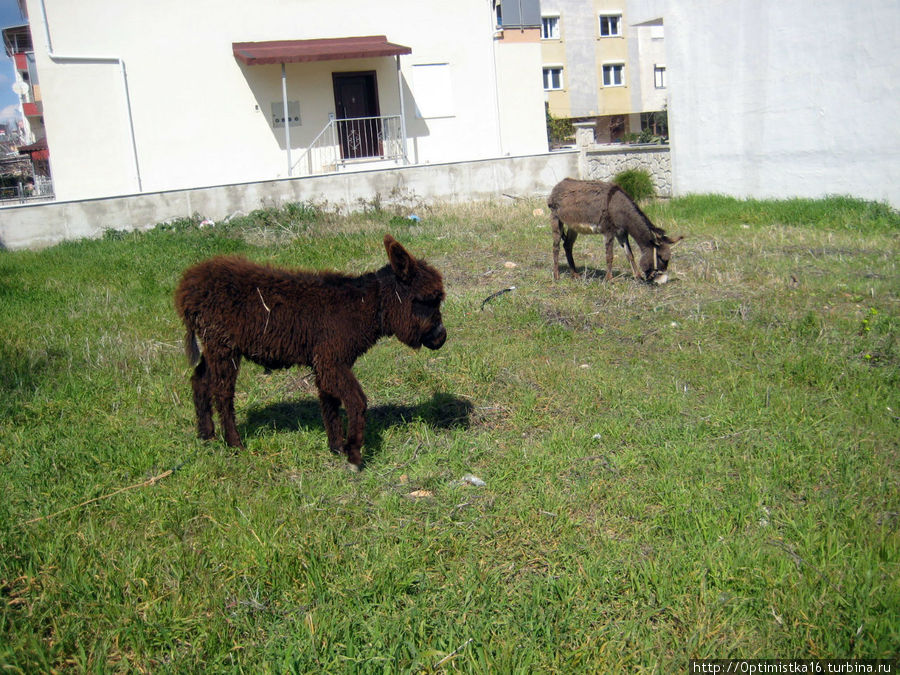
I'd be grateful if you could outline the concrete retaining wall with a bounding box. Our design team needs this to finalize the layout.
[0,151,579,250]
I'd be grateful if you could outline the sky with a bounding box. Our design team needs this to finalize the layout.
[0,0,27,126]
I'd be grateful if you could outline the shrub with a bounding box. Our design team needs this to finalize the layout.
[545,104,575,146]
[621,126,666,145]
[613,168,655,202]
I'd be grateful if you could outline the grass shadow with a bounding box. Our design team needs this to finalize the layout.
[0,342,68,417]
[242,391,473,461]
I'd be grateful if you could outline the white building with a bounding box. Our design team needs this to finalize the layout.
[628,17,667,124]
[631,0,900,207]
[23,0,548,201]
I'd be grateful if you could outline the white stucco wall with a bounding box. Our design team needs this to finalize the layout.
[25,0,547,201]
[493,39,550,156]
[629,21,667,114]
[630,0,900,207]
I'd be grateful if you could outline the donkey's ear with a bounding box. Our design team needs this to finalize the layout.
[665,235,685,247]
[385,234,416,283]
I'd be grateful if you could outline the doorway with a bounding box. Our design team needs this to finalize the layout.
[332,71,381,160]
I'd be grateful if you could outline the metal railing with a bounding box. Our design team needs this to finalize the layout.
[0,176,54,204]
[292,115,406,176]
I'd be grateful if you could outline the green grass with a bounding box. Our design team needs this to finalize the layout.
[1,194,898,672]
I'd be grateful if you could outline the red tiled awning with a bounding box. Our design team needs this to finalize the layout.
[18,137,48,160]
[233,35,411,66]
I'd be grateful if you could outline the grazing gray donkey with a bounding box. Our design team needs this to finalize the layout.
[548,177,683,284]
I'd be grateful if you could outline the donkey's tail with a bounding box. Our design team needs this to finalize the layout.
[184,328,202,368]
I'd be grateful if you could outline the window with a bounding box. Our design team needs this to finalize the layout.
[543,66,563,91]
[654,65,666,89]
[412,63,454,118]
[494,1,502,27]
[25,53,39,86]
[599,13,622,37]
[602,63,624,87]
[542,15,560,39]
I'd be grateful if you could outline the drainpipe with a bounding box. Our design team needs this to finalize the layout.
[281,63,292,177]
[488,2,505,157]
[396,55,408,164]
[37,0,142,192]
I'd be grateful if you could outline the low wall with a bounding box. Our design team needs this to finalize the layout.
[581,144,672,197]
[0,151,579,250]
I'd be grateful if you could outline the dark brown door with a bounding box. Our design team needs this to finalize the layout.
[333,72,381,160]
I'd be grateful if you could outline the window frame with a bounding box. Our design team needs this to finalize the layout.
[602,62,625,87]
[541,14,560,40]
[654,65,666,89]
[598,13,623,38]
[542,65,564,91]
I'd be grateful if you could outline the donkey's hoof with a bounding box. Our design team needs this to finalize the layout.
[344,461,361,473]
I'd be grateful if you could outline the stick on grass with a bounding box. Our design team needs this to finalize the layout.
[434,638,473,669]
[22,469,174,527]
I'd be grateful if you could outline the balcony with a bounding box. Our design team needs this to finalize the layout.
[23,101,42,117]
[293,115,407,176]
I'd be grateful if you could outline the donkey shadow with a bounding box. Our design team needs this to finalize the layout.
[570,266,679,284]
[565,266,620,281]
[243,391,473,461]
[576,266,612,280]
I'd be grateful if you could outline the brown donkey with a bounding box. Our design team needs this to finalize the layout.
[174,235,446,470]
[548,177,683,284]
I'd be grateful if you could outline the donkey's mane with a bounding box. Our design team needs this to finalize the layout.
[608,184,667,245]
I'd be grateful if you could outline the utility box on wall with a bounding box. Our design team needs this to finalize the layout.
[271,101,301,128]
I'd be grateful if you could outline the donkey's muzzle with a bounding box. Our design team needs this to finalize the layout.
[423,323,447,350]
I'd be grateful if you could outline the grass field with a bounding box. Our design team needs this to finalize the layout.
[1,194,898,672]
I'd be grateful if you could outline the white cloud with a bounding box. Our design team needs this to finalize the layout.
[0,104,21,123]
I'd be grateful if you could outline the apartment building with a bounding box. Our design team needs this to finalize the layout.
[2,23,40,144]
[2,20,52,195]
[538,0,667,143]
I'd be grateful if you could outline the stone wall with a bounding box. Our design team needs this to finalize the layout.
[572,121,672,196]
[581,145,672,197]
